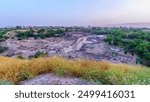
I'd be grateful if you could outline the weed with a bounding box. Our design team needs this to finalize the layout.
[0,56,150,85]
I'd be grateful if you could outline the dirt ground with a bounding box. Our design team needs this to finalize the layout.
[18,73,92,85]
[0,32,136,64]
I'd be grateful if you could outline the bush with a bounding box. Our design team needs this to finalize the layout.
[0,46,8,53]
[17,55,25,60]
[0,80,13,85]
[29,51,48,58]
[17,71,32,81]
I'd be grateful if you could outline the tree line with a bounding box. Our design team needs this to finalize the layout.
[103,28,150,66]
[16,28,65,40]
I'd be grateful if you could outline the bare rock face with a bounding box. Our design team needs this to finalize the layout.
[18,74,92,85]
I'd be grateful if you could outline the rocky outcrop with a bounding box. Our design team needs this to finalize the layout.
[19,73,92,85]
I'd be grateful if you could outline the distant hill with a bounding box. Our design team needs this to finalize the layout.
[104,22,150,28]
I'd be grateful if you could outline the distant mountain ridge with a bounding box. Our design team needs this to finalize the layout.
[104,22,150,28]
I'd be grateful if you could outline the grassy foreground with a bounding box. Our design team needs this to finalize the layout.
[0,56,150,85]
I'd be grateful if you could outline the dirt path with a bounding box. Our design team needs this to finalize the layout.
[62,36,90,53]
[18,73,92,85]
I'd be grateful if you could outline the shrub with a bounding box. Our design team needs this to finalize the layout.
[17,70,32,81]
[0,80,13,85]
[0,46,8,53]
[29,51,48,58]
[17,55,25,60]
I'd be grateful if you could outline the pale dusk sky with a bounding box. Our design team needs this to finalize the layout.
[0,0,150,27]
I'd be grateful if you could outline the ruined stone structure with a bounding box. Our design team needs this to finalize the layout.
[0,32,136,64]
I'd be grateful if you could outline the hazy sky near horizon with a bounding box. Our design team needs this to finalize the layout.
[0,0,150,27]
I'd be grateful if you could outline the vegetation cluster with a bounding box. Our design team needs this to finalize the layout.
[16,28,65,40]
[103,28,150,66]
[0,56,150,85]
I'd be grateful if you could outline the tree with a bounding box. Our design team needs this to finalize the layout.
[38,29,45,33]
[105,35,113,44]
[16,26,22,29]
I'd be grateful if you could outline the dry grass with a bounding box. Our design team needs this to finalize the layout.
[0,56,150,85]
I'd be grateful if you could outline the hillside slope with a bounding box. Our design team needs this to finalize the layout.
[0,56,150,85]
